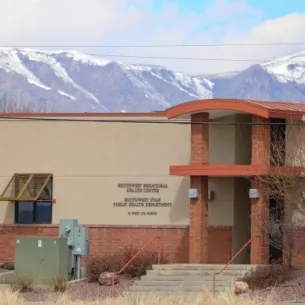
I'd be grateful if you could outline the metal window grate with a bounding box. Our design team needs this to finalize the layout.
[0,173,52,201]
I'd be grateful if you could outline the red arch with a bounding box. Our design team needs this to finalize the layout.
[166,99,271,119]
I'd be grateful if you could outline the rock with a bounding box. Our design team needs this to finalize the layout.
[3,262,14,270]
[0,263,4,268]
[98,272,118,286]
[234,281,249,295]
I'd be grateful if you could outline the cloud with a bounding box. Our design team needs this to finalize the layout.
[203,0,262,21]
[0,0,305,75]
[0,0,146,45]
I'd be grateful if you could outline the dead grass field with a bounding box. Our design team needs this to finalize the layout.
[0,287,275,305]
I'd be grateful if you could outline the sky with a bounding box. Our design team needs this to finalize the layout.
[1,0,305,75]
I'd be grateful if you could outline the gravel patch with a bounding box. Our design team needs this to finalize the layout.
[3,275,135,303]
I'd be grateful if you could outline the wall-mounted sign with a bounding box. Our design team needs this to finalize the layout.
[113,183,172,216]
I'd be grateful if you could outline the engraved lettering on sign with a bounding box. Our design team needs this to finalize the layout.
[114,183,172,216]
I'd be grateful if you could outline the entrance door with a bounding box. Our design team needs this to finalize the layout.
[232,177,251,264]
[268,196,284,264]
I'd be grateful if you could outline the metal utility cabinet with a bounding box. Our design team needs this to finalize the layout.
[59,219,89,280]
[15,236,72,284]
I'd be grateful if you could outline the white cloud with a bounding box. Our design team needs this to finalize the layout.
[0,0,146,45]
[203,0,262,21]
[0,0,305,75]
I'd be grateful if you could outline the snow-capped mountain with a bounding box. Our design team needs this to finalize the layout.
[1,48,305,112]
[211,51,305,103]
[262,51,305,84]
[0,48,213,112]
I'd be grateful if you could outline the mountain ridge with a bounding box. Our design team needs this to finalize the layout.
[1,48,305,112]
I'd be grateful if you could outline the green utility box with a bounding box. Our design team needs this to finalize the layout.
[15,236,72,285]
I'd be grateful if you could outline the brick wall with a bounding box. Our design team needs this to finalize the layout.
[0,225,189,263]
[0,225,58,262]
[0,225,236,265]
[88,226,189,262]
[208,226,232,263]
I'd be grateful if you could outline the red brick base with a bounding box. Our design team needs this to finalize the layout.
[0,225,235,265]
[208,226,232,263]
[0,225,189,263]
[3,224,303,266]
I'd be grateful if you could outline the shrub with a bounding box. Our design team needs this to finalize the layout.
[48,275,70,292]
[86,244,170,282]
[121,245,169,278]
[120,245,151,278]
[86,254,121,283]
[239,263,292,290]
[10,276,33,292]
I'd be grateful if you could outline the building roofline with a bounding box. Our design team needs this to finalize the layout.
[166,99,305,120]
[0,111,166,118]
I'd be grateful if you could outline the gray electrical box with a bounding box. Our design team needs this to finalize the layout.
[59,219,78,246]
[58,219,89,279]
[73,226,89,256]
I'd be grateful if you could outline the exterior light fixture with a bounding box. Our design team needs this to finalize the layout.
[249,188,260,199]
[188,189,213,200]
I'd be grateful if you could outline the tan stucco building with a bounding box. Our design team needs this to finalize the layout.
[1,98,305,266]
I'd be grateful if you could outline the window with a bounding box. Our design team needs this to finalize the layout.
[15,200,53,224]
[0,174,53,224]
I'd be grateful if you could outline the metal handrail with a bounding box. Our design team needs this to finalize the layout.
[212,235,261,297]
[111,236,161,296]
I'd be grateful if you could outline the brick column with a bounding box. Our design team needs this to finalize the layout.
[189,113,209,263]
[251,115,270,264]
[250,181,269,264]
[252,116,270,165]
[190,176,208,263]
[191,113,209,163]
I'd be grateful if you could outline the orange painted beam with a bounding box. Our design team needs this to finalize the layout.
[169,163,303,177]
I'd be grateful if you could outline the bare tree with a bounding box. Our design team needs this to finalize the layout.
[257,215,302,269]
[0,92,56,113]
[251,121,305,268]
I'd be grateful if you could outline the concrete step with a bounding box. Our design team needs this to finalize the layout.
[152,264,259,271]
[134,280,236,287]
[130,285,233,292]
[146,269,248,276]
[140,275,242,281]
[128,264,256,298]
[123,291,227,298]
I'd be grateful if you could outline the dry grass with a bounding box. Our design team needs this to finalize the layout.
[0,287,274,305]
[9,276,34,292]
